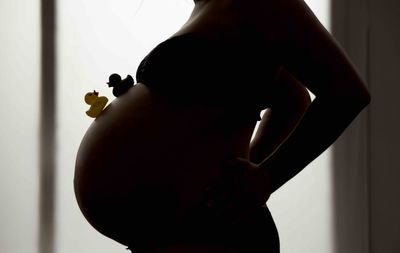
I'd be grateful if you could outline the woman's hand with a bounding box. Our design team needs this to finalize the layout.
[223,157,272,206]
[200,157,272,223]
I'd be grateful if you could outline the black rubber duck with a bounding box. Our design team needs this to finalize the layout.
[107,73,134,97]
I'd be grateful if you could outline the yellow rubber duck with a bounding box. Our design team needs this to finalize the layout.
[84,90,108,118]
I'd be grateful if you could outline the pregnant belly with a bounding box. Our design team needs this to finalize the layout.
[73,84,256,243]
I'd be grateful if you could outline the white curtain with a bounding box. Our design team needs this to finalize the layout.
[0,0,40,252]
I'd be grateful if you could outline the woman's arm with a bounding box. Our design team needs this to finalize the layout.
[246,0,371,194]
[201,0,370,212]
[250,66,312,163]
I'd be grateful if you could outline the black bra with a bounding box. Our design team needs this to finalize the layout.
[136,32,280,120]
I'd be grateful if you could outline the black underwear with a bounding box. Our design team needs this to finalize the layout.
[136,32,280,121]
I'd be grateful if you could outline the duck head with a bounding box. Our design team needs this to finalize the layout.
[84,90,99,105]
[107,73,122,87]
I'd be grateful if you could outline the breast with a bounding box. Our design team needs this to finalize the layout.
[136,32,280,111]
[74,84,256,217]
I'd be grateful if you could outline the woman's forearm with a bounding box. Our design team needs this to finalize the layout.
[249,104,308,164]
[260,93,370,194]
[250,67,312,164]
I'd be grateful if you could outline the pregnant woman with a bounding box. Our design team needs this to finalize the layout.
[74,0,371,252]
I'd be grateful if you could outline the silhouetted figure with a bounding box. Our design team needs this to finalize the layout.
[74,1,371,253]
[107,73,134,97]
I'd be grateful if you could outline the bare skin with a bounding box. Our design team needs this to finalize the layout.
[74,0,370,252]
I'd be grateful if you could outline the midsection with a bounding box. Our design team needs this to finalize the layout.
[74,83,257,216]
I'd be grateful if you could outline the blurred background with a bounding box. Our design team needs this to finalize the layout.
[0,0,399,252]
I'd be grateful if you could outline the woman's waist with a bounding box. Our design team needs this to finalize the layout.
[76,117,252,175]
[75,134,250,190]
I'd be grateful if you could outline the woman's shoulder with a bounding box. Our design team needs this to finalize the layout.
[187,0,296,37]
